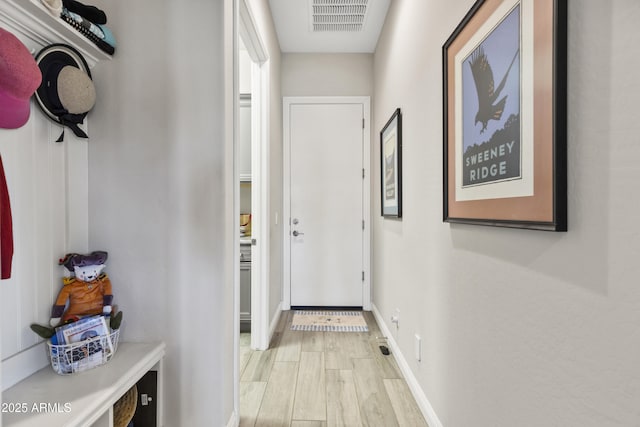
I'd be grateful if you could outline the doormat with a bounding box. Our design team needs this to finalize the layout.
[291,311,368,332]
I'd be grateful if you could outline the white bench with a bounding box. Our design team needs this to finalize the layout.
[2,341,165,427]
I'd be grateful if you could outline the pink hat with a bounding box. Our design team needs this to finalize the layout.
[0,28,42,129]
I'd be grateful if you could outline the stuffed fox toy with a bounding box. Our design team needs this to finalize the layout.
[30,251,122,339]
[50,251,113,326]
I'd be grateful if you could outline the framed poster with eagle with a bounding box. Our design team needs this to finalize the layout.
[442,0,567,231]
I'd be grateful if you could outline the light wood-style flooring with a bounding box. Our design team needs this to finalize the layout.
[239,311,428,427]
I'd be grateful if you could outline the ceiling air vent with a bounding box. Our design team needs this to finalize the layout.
[310,0,369,32]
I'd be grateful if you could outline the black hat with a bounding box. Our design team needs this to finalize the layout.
[34,44,96,141]
[59,251,108,272]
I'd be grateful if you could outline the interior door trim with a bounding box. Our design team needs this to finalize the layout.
[282,96,371,311]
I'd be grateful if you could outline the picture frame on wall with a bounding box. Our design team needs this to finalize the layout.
[381,108,402,218]
[442,0,567,231]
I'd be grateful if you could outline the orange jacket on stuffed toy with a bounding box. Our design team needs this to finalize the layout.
[50,251,113,327]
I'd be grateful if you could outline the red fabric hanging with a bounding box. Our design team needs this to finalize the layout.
[0,155,14,279]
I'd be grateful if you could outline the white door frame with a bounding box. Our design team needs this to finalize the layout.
[234,0,272,422]
[233,0,271,423]
[283,96,371,311]
[238,0,270,351]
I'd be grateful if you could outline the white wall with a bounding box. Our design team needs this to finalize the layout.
[373,1,640,426]
[89,0,235,425]
[282,53,373,96]
[0,125,81,379]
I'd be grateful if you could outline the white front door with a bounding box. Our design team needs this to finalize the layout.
[285,98,369,308]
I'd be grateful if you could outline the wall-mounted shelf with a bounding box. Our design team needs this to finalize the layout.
[2,341,165,427]
[0,0,112,68]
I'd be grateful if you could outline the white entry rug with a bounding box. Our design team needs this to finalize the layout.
[291,311,369,332]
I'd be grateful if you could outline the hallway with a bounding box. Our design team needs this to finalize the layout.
[239,311,428,426]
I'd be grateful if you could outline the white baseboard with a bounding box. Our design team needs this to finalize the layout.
[371,304,443,427]
[226,410,238,427]
[269,302,282,343]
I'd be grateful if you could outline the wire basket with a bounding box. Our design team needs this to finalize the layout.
[47,329,120,375]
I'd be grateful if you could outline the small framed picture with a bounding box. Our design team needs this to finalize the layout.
[442,0,567,231]
[380,108,402,218]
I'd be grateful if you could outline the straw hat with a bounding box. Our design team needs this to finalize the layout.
[0,28,42,129]
[41,0,62,17]
[34,43,95,140]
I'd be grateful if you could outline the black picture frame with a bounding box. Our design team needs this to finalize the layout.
[442,0,567,231]
[380,108,402,218]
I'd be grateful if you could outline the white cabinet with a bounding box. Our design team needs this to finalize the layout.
[240,261,251,331]
[240,241,252,332]
[239,95,252,181]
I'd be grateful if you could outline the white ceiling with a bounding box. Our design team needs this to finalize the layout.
[268,0,391,53]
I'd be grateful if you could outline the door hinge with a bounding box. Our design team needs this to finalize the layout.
[362,168,365,179]
[362,220,365,230]
[362,118,365,129]
[362,271,365,281]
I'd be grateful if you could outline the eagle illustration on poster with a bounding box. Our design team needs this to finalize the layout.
[384,136,396,201]
[462,4,521,188]
[469,46,519,134]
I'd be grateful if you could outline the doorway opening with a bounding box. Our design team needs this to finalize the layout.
[283,97,372,311]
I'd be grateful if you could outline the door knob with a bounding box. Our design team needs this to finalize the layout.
[292,230,304,237]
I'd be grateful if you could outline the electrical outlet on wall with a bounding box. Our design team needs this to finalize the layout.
[390,308,400,329]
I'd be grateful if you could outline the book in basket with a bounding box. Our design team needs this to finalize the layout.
[54,315,114,371]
